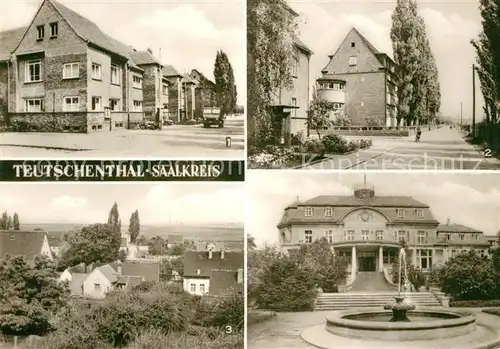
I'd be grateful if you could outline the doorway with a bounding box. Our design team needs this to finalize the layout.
[359,256,376,272]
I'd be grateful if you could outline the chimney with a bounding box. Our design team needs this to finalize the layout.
[221,250,225,259]
[446,218,451,226]
[237,268,243,284]
[208,250,213,259]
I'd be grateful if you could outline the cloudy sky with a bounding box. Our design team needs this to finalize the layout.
[290,0,485,123]
[2,0,245,105]
[247,172,500,246]
[0,183,244,225]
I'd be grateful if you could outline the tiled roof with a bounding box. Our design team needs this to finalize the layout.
[0,231,46,261]
[68,263,86,274]
[209,270,243,295]
[120,262,160,282]
[130,50,159,65]
[300,195,429,207]
[163,65,182,77]
[47,234,63,247]
[183,251,243,277]
[225,241,244,251]
[125,275,145,292]
[351,27,380,54]
[438,224,482,234]
[293,37,313,55]
[98,264,119,283]
[167,234,183,244]
[0,27,26,61]
[190,69,215,86]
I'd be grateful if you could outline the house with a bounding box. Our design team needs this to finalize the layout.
[181,74,198,121]
[0,0,172,133]
[317,27,398,127]
[189,69,217,118]
[0,230,53,264]
[183,250,244,296]
[167,234,183,248]
[162,65,183,121]
[47,232,65,256]
[59,262,88,296]
[268,3,313,145]
[209,269,244,295]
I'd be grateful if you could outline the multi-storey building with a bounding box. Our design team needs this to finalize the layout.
[162,66,202,123]
[318,27,398,127]
[0,0,178,132]
[189,69,217,119]
[277,183,490,286]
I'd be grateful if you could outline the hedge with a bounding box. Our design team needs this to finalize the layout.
[450,300,500,307]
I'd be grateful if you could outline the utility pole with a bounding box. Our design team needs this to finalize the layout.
[472,64,476,138]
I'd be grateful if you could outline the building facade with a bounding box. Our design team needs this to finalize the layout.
[189,69,217,119]
[318,27,398,127]
[277,185,490,285]
[0,0,175,133]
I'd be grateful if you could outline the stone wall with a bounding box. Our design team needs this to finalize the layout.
[9,112,88,133]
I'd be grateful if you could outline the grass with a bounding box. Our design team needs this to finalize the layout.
[248,309,277,326]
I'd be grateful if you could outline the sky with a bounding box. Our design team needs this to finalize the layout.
[247,171,500,246]
[0,183,244,225]
[1,0,245,105]
[289,0,485,123]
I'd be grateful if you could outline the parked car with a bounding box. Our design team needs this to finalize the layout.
[203,114,224,128]
[139,120,158,130]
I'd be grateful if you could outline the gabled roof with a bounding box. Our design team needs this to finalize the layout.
[190,69,215,86]
[182,74,197,85]
[209,270,243,295]
[163,65,182,77]
[294,37,313,55]
[0,27,26,61]
[130,50,160,66]
[183,251,243,277]
[437,224,482,234]
[120,262,160,282]
[0,230,47,262]
[98,264,119,283]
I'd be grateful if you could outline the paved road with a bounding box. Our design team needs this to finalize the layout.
[302,127,500,170]
[0,115,244,158]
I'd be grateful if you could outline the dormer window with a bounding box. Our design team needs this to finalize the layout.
[474,234,479,241]
[459,234,465,241]
[324,207,333,216]
[196,269,201,275]
[50,22,58,38]
[305,207,313,216]
[37,25,44,40]
[396,209,405,218]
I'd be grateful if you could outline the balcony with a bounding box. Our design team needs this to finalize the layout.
[317,88,346,104]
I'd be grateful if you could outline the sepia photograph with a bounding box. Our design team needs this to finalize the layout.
[0,0,244,158]
[0,182,244,349]
[247,171,500,349]
[248,0,500,170]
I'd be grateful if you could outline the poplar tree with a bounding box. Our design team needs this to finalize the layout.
[214,50,236,117]
[13,213,19,230]
[128,210,140,244]
[107,202,121,235]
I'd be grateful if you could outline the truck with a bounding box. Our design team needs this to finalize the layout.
[203,107,224,128]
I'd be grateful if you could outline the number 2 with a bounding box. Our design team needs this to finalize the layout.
[485,149,492,157]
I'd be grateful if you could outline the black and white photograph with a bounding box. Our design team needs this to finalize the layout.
[248,0,500,169]
[247,171,500,349]
[0,182,244,348]
[0,0,244,158]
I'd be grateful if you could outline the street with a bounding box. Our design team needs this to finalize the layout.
[0,115,244,158]
[301,126,500,170]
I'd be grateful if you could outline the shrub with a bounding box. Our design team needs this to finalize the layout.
[247,310,277,326]
[194,292,244,331]
[408,266,426,291]
[347,141,358,152]
[10,119,30,132]
[482,308,500,316]
[450,300,500,307]
[358,139,372,148]
[291,131,305,145]
[303,139,326,156]
[321,133,349,154]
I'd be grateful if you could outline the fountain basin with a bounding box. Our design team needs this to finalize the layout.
[326,308,476,341]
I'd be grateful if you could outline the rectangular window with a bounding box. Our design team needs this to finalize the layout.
[25,60,42,82]
[133,75,143,88]
[460,234,465,241]
[417,231,425,244]
[396,209,405,218]
[305,207,313,217]
[50,22,58,37]
[63,63,79,79]
[344,230,354,241]
[162,84,168,95]
[383,250,396,264]
[91,96,102,111]
[25,98,43,112]
[190,283,196,293]
[304,230,312,244]
[200,284,205,293]
[474,234,479,241]
[291,97,297,117]
[133,100,142,112]
[291,56,298,76]
[63,96,79,112]
[349,56,357,66]
[361,230,369,241]
[324,230,333,244]
[94,283,100,291]
[111,64,119,84]
[416,209,424,217]
[376,230,384,240]
[397,230,406,242]
[324,207,333,216]
[446,234,451,241]
[109,99,119,111]
[37,25,44,40]
[419,249,432,269]
[92,63,102,80]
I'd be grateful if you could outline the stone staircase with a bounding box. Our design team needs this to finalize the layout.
[349,272,396,292]
[315,291,442,311]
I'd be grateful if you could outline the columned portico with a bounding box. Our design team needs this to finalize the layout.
[379,246,383,271]
[351,246,356,279]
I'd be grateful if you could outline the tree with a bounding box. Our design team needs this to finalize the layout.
[247,0,299,148]
[247,235,257,251]
[167,244,185,256]
[107,202,121,235]
[136,235,147,246]
[148,236,167,256]
[0,211,12,230]
[306,94,336,139]
[59,223,121,269]
[128,210,140,244]
[0,255,69,336]
[214,50,236,117]
[13,212,20,230]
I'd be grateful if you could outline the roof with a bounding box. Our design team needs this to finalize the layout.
[47,234,63,248]
[129,50,159,65]
[300,195,429,208]
[190,69,215,86]
[125,275,145,292]
[167,234,183,244]
[68,263,87,274]
[0,231,46,261]
[0,27,26,61]
[437,224,482,234]
[120,262,160,282]
[182,74,197,85]
[225,241,244,251]
[163,65,182,77]
[209,270,243,295]
[294,37,313,55]
[98,264,119,283]
[183,251,243,277]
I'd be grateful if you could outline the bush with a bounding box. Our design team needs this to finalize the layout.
[194,292,244,331]
[10,119,30,132]
[247,310,277,326]
[358,139,372,149]
[290,131,305,145]
[321,133,349,154]
[450,300,500,307]
[482,308,500,316]
[303,139,326,156]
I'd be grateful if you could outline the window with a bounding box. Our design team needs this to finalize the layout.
[351,42,355,48]
[291,97,297,117]
[162,84,168,95]
[397,230,406,242]
[111,64,119,84]
[109,99,119,111]
[91,96,102,111]
[305,207,313,217]
[383,250,396,264]
[324,207,333,216]
[376,230,384,240]
[200,284,205,293]
[459,234,465,241]
[36,25,44,40]
[63,63,79,79]
[361,230,369,241]
[416,209,424,217]
[474,234,480,241]
[418,249,432,269]
[25,98,43,112]
[344,230,354,241]
[349,56,357,66]
[94,283,101,291]
[396,209,405,218]
[133,75,142,88]
[291,56,298,76]
[304,230,312,244]
[324,230,333,244]
[190,283,196,293]
[50,22,58,37]
[196,269,201,275]
[133,100,142,112]
[25,60,42,82]
[417,231,425,244]
[63,96,79,112]
[92,63,102,80]
[446,234,451,241]
[451,249,457,256]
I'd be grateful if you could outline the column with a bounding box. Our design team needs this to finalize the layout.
[379,246,384,271]
[351,246,357,279]
[412,248,417,266]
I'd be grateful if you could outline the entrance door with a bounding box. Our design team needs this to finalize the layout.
[359,257,376,272]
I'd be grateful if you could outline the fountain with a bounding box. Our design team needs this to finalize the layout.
[300,246,500,348]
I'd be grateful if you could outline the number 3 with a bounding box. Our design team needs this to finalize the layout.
[225,325,233,334]
[485,149,492,158]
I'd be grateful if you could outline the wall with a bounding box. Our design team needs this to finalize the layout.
[10,111,87,132]
[183,277,210,296]
[141,64,161,117]
[59,269,72,282]
[128,68,143,111]
[87,46,111,110]
[165,76,180,122]
[0,62,7,122]
[83,269,112,299]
